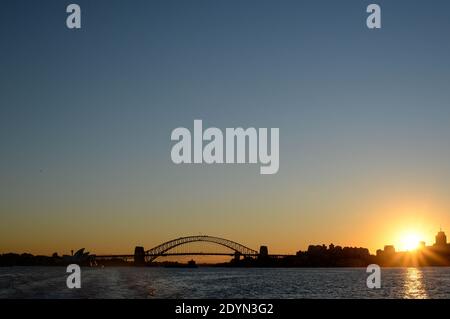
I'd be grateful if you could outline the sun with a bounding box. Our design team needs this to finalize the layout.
[400,233,422,251]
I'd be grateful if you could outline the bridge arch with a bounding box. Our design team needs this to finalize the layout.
[145,235,258,262]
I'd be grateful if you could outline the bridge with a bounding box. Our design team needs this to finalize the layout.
[95,235,291,264]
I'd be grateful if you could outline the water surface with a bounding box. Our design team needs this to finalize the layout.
[1,267,449,299]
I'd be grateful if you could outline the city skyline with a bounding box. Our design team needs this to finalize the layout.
[2,229,450,267]
[2,0,450,257]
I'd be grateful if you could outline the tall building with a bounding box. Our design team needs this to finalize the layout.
[435,230,447,247]
[383,245,396,255]
[418,241,426,249]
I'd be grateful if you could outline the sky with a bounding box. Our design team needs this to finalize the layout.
[1,0,450,257]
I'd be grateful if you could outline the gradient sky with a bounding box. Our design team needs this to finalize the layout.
[1,0,450,256]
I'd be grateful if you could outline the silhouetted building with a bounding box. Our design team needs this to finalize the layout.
[375,245,396,265]
[375,230,450,267]
[383,245,395,255]
[435,230,447,247]
[419,241,426,249]
[62,248,93,266]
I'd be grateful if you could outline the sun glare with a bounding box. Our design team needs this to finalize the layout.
[400,233,422,251]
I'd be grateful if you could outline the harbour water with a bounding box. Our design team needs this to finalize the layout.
[1,267,450,299]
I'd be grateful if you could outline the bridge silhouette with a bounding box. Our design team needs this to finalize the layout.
[95,235,291,263]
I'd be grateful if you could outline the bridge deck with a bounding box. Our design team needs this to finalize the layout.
[95,253,292,259]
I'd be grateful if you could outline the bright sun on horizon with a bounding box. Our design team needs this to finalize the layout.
[399,232,422,251]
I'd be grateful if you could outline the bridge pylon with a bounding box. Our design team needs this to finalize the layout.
[134,246,145,266]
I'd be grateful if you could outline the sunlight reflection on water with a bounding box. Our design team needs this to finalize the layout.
[403,268,428,299]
